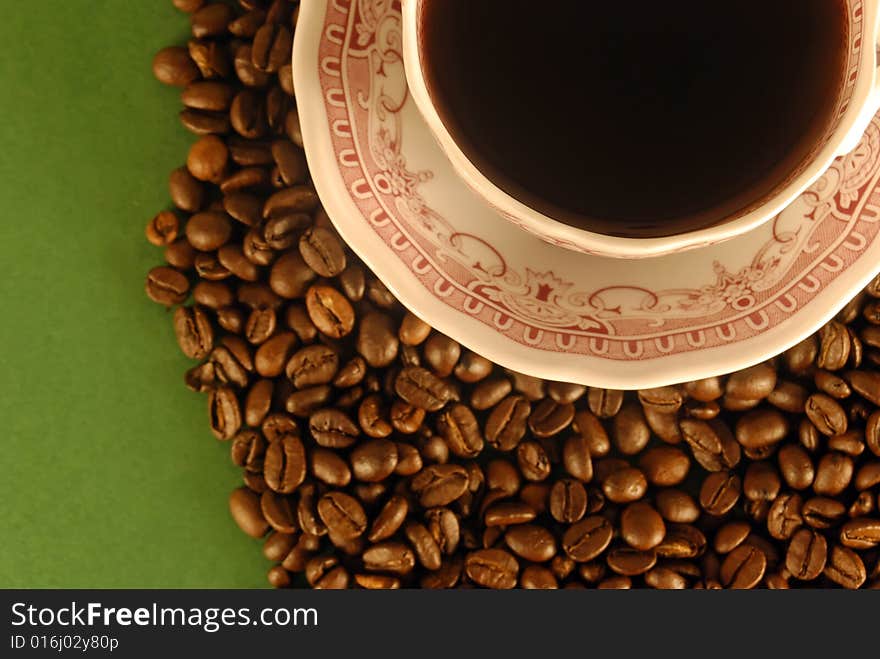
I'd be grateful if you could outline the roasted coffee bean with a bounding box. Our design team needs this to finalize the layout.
[656,489,700,523]
[735,408,789,450]
[304,285,355,339]
[815,369,851,399]
[231,429,265,472]
[700,472,741,516]
[317,492,366,540]
[528,399,575,438]
[437,404,483,458]
[269,251,317,299]
[549,479,588,524]
[606,548,657,576]
[814,453,854,496]
[786,527,827,581]
[767,380,809,413]
[840,518,880,549]
[516,441,551,482]
[165,238,198,271]
[847,370,880,406]
[714,521,751,554]
[179,108,231,135]
[145,210,180,247]
[824,545,866,589]
[483,395,530,451]
[638,386,683,414]
[746,461,783,503]
[783,335,818,374]
[252,22,292,73]
[726,363,777,400]
[358,394,392,438]
[351,439,398,482]
[193,280,234,309]
[309,408,359,449]
[356,312,398,368]
[208,387,241,440]
[187,136,229,182]
[805,393,848,436]
[562,516,613,562]
[337,263,365,302]
[190,2,233,38]
[602,467,647,504]
[465,549,519,588]
[520,566,558,589]
[224,193,263,229]
[854,461,880,490]
[680,418,740,472]
[229,487,268,538]
[217,244,260,282]
[766,493,803,540]
[362,542,415,576]
[263,434,305,494]
[613,403,651,455]
[638,447,689,487]
[145,266,190,306]
[801,496,845,529]
[298,227,346,278]
[720,544,766,589]
[153,46,199,86]
[411,465,469,507]
[421,334,459,378]
[285,344,338,388]
[778,445,814,490]
[471,377,512,411]
[398,312,431,346]
[173,305,214,359]
[182,80,235,112]
[827,430,865,457]
[310,448,351,487]
[588,388,623,418]
[504,524,556,563]
[367,496,409,543]
[425,508,460,555]
[260,490,296,533]
[450,351,493,384]
[254,331,296,378]
[395,367,452,412]
[389,400,425,435]
[244,307,276,344]
[406,522,442,570]
[643,407,682,444]
[271,140,307,186]
[187,38,229,79]
[573,410,610,458]
[655,524,706,559]
[621,502,666,551]
[818,321,851,370]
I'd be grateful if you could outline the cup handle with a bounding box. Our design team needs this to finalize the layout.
[837,11,880,155]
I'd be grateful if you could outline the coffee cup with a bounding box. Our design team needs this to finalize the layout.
[402,0,880,259]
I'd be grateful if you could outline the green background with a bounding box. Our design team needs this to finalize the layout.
[0,1,267,587]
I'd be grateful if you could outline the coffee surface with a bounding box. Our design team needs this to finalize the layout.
[420,0,848,237]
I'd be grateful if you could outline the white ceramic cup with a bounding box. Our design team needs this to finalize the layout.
[402,0,880,259]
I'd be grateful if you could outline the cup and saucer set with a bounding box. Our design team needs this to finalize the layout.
[292,0,880,389]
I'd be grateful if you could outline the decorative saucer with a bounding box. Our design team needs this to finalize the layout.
[294,0,880,389]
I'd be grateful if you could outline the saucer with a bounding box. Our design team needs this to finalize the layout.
[294,0,880,389]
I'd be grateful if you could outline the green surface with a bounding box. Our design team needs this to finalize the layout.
[0,2,267,587]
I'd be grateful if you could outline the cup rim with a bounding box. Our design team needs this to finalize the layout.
[401,0,879,259]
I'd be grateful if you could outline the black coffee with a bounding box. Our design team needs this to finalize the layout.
[419,0,849,237]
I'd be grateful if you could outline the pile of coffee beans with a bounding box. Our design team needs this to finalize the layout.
[146,0,880,588]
